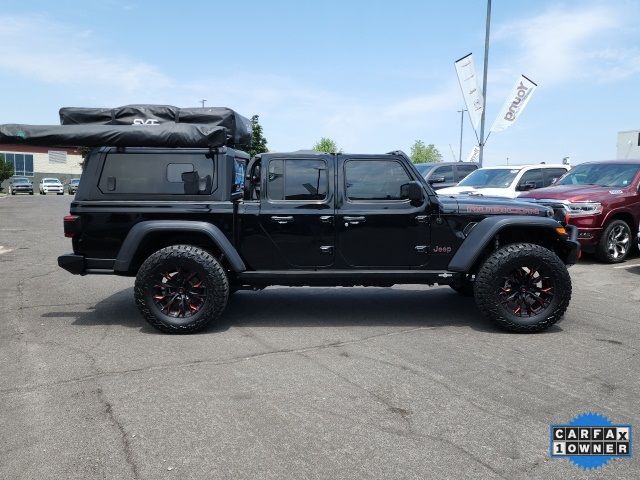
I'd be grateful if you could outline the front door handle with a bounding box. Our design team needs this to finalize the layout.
[271,215,294,224]
[319,215,333,224]
[344,216,366,225]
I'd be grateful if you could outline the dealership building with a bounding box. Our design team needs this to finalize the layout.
[1,144,83,190]
[617,130,640,159]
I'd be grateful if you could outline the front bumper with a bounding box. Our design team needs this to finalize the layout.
[12,187,33,193]
[58,254,115,275]
[563,225,581,265]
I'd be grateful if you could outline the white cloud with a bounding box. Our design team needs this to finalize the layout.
[494,4,639,86]
[0,15,172,94]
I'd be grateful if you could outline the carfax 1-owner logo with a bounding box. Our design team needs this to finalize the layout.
[550,412,632,470]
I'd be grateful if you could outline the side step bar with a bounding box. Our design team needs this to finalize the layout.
[236,270,461,287]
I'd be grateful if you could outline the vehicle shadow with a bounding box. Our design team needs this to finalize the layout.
[43,286,563,335]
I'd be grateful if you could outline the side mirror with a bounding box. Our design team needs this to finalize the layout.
[517,181,537,191]
[401,181,424,204]
[428,175,446,184]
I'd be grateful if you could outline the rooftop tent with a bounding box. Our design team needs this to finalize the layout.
[0,123,228,148]
[59,105,251,146]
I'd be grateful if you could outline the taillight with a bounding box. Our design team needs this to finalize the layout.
[63,215,79,238]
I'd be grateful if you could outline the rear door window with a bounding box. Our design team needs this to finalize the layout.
[345,160,411,201]
[432,165,455,183]
[543,168,568,186]
[455,164,477,182]
[519,169,544,189]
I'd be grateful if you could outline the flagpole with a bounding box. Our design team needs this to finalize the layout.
[478,0,492,167]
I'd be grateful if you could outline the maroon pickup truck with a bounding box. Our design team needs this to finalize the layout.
[520,160,640,263]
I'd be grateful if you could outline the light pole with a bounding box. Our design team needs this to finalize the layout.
[200,99,207,108]
[478,0,492,167]
[457,108,467,161]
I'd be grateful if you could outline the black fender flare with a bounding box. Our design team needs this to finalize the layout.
[113,220,246,273]
[447,215,564,272]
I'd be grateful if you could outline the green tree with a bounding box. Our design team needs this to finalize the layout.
[239,114,268,158]
[313,137,340,153]
[0,154,15,190]
[410,140,442,164]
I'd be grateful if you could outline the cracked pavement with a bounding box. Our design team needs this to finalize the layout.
[1,195,639,479]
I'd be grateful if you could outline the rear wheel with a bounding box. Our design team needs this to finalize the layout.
[474,243,571,333]
[596,219,632,263]
[134,245,229,333]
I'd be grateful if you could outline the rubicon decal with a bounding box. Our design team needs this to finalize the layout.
[464,205,540,215]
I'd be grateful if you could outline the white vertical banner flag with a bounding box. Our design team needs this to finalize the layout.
[490,75,538,133]
[466,145,480,162]
[454,53,484,132]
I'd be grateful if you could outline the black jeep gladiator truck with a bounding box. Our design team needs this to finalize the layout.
[1,105,580,334]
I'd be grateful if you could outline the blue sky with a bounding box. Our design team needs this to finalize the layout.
[1,0,639,165]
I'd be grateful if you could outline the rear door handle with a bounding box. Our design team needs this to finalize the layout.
[271,215,294,224]
[344,216,366,225]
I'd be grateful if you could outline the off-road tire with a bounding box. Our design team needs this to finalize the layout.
[474,243,571,333]
[450,275,474,296]
[134,244,229,334]
[595,219,632,264]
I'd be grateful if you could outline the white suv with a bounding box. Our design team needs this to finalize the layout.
[436,164,570,199]
[39,178,64,195]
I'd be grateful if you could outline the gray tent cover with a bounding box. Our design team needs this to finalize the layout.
[59,104,251,146]
[0,123,228,148]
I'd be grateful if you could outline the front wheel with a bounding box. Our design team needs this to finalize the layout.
[596,219,632,263]
[134,245,229,334]
[474,243,571,333]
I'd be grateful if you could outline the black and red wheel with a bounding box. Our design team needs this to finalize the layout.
[134,245,229,333]
[474,243,571,332]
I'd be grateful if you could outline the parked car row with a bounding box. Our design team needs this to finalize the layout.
[6,177,80,195]
[418,159,640,264]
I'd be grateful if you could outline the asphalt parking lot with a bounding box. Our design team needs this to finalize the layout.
[1,195,638,479]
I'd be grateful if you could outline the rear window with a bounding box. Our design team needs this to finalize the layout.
[99,153,214,194]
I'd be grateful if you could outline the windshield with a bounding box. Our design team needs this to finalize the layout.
[44,179,61,184]
[13,178,30,184]
[70,179,80,185]
[556,163,640,187]
[414,164,435,176]
[457,168,520,188]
